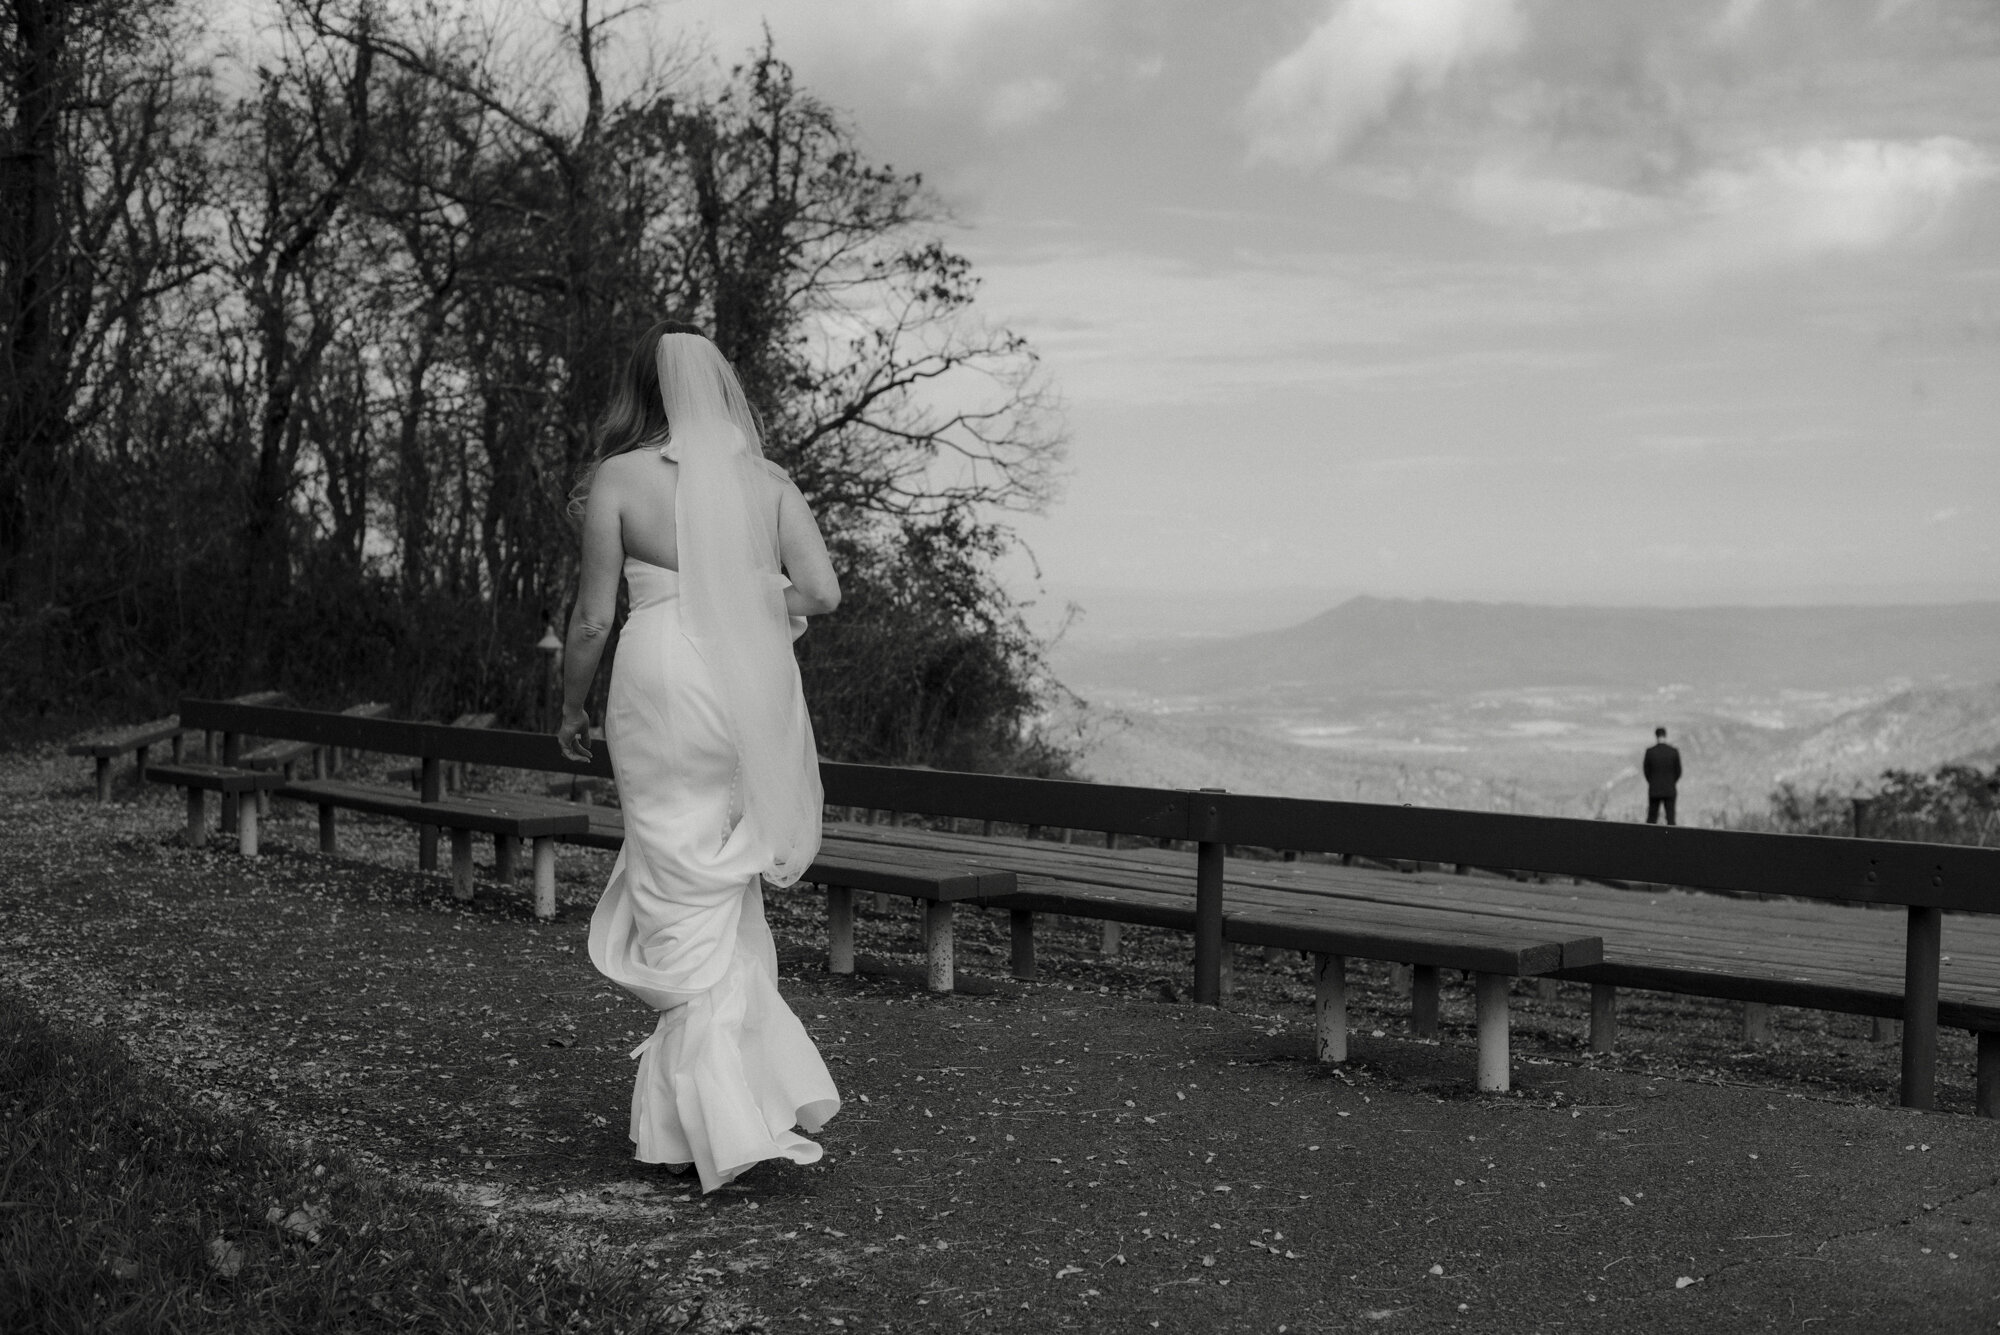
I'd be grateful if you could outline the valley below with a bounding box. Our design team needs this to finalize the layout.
[1045,596,2000,826]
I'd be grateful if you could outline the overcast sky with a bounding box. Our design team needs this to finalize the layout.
[653,0,2000,613]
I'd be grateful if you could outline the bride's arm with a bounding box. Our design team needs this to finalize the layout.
[777,481,840,617]
[556,471,624,759]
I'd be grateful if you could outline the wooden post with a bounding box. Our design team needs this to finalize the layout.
[1741,1001,1773,1047]
[1410,964,1440,1038]
[450,828,475,901]
[1281,849,1297,863]
[185,788,206,849]
[1589,984,1617,1053]
[1099,920,1121,957]
[1010,910,1035,981]
[1901,904,1942,1111]
[134,744,150,786]
[923,901,954,993]
[1474,972,1510,1093]
[1313,953,1347,1063]
[93,757,111,804]
[1977,1031,1998,1119]
[418,757,442,871]
[495,836,518,881]
[531,838,556,920]
[1193,808,1226,1006]
[318,804,336,855]
[170,733,184,763]
[827,886,855,974]
[237,793,259,858]
[981,820,994,837]
[219,733,239,835]
[1103,831,1117,850]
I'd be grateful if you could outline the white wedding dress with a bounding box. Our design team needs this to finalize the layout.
[587,554,840,1191]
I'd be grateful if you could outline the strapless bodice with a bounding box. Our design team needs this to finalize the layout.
[624,556,680,613]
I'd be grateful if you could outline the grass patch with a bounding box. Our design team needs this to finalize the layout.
[0,988,693,1334]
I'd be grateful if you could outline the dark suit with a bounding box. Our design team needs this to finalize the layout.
[1643,742,1681,826]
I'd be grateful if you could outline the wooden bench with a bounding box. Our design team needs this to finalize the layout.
[68,691,287,802]
[144,762,290,855]
[470,794,1016,992]
[172,701,1015,958]
[277,778,589,918]
[821,822,1598,1091]
[71,718,186,802]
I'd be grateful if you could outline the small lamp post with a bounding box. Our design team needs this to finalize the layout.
[537,623,564,731]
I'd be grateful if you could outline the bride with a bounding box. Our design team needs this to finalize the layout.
[555,321,842,1191]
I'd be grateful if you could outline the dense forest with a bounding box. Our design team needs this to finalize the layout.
[0,0,1071,772]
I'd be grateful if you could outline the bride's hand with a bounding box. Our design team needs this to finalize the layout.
[556,706,593,763]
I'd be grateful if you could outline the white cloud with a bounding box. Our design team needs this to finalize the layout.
[1243,0,1527,169]
[1664,137,1994,275]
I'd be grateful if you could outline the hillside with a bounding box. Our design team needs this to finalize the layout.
[1056,679,2000,825]
[1057,597,2000,700]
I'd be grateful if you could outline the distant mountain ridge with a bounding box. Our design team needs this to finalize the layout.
[1061,596,2000,697]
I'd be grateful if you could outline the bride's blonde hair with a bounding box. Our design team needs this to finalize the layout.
[567,318,708,523]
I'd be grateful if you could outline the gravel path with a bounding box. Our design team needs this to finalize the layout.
[5,747,1998,1333]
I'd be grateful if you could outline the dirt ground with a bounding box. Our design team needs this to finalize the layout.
[4,745,1998,1333]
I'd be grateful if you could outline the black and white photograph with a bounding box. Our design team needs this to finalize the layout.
[4,0,1998,1331]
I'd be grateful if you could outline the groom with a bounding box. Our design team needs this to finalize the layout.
[1643,727,1681,826]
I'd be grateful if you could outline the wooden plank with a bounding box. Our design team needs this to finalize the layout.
[145,763,288,794]
[277,780,590,839]
[179,700,615,779]
[68,717,184,757]
[1207,790,2000,912]
[820,762,1190,839]
[1224,913,1570,976]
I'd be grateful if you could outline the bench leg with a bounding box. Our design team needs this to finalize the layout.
[531,837,556,920]
[237,793,259,858]
[1977,1031,1999,1119]
[1410,964,1440,1038]
[1313,953,1347,1063]
[451,828,475,902]
[94,757,111,804]
[318,804,336,855]
[1590,984,1617,1054]
[923,900,954,994]
[827,886,855,974]
[1100,920,1121,958]
[171,733,184,763]
[135,744,150,786]
[1741,1001,1773,1047]
[419,824,439,872]
[185,788,205,849]
[1474,972,1510,1094]
[1010,910,1035,981]
[495,835,518,881]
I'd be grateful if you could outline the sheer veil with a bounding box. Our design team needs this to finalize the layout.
[656,333,822,886]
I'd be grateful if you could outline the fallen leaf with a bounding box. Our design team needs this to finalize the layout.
[1428,1263,1445,1276]
[206,1237,243,1279]
[1675,1276,1698,1289]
